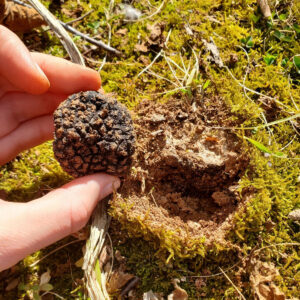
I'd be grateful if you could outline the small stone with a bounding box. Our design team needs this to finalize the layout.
[151,114,166,123]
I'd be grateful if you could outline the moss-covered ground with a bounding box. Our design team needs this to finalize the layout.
[0,0,299,298]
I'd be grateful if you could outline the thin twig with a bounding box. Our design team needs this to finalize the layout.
[279,134,297,151]
[225,66,289,109]
[290,121,300,137]
[60,22,120,55]
[237,45,273,142]
[219,267,246,300]
[29,239,81,267]
[182,58,192,84]
[254,242,300,254]
[164,53,183,86]
[12,0,121,55]
[120,277,140,298]
[186,242,300,279]
[28,0,85,65]
[211,113,300,130]
[137,50,162,77]
[165,56,186,74]
[146,70,179,87]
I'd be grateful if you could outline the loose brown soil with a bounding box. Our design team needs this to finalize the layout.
[110,95,249,247]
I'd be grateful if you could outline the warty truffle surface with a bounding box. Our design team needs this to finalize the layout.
[53,91,135,178]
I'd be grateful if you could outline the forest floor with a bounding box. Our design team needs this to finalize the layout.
[0,0,299,299]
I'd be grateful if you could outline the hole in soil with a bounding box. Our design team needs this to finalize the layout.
[112,96,249,244]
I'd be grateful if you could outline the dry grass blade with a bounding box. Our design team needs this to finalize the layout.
[219,267,246,300]
[82,200,111,300]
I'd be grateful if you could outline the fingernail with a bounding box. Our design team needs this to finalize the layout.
[35,63,49,83]
[102,178,121,198]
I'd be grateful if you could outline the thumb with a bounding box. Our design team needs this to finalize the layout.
[0,173,120,271]
[0,25,50,94]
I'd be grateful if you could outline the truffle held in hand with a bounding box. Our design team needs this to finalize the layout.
[53,91,135,178]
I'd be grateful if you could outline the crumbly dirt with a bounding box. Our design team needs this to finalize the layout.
[110,95,249,246]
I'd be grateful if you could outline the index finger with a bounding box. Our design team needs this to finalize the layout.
[0,26,50,94]
[31,52,101,94]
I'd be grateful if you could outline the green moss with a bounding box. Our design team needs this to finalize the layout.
[0,141,70,201]
[1,0,299,298]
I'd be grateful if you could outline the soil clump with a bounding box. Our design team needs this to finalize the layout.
[111,95,249,249]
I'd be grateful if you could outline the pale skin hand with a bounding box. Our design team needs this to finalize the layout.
[0,25,120,271]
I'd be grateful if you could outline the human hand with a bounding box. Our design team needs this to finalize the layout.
[0,25,120,271]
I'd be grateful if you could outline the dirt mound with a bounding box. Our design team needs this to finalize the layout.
[110,95,249,256]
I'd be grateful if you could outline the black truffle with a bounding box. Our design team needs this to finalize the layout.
[53,91,135,178]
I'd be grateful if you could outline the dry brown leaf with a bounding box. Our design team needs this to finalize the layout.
[116,28,128,36]
[147,23,162,42]
[147,23,165,47]
[5,278,19,291]
[75,257,84,268]
[106,271,134,295]
[135,42,149,53]
[202,37,224,68]
[250,260,286,300]
[135,23,165,52]
[194,278,206,290]
[167,279,188,300]
[139,55,151,65]
[0,0,46,33]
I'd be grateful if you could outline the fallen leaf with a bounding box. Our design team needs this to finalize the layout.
[250,260,286,300]
[139,55,151,65]
[106,271,134,294]
[167,279,188,300]
[195,278,206,290]
[116,28,128,36]
[134,42,149,53]
[39,269,51,286]
[5,278,19,291]
[202,37,224,68]
[135,23,165,52]
[147,23,162,42]
[75,257,84,268]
